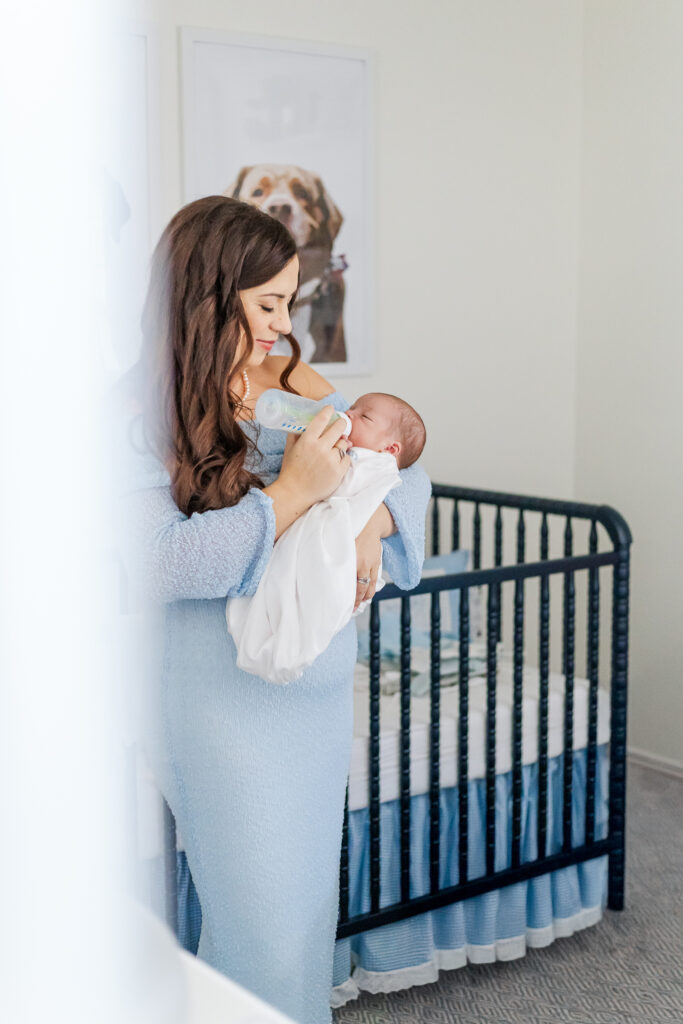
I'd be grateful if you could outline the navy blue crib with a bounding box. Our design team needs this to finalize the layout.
[336,483,631,949]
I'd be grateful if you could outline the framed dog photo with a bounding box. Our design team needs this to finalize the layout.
[180,28,376,375]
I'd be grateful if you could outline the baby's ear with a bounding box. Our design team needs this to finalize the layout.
[384,441,401,458]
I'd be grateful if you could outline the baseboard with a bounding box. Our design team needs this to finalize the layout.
[628,746,683,780]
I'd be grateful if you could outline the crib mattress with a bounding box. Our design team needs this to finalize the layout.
[138,657,610,854]
[349,656,610,811]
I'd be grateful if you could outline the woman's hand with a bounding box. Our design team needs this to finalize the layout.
[279,406,352,504]
[264,406,352,539]
[354,503,396,610]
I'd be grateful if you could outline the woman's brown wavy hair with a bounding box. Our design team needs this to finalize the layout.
[140,195,302,515]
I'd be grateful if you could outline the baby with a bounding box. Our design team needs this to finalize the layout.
[227,392,426,683]
[343,392,426,469]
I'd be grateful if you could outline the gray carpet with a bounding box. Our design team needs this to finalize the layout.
[333,763,683,1023]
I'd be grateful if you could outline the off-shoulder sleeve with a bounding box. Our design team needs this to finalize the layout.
[123,484,276,603]
[381,464,432,590]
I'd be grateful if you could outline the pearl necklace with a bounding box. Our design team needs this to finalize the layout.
[241,369,250,400]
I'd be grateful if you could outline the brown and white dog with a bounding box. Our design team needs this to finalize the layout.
[224,164,347,363]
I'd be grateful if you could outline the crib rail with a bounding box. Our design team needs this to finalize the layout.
[337,484,631,940]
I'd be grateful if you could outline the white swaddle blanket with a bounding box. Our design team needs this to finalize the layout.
[226,448,401,683]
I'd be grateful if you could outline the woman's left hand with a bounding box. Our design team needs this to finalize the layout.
[354,528,382,610]
[354,503,396,611]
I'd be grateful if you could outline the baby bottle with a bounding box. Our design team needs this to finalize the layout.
[255,388,351,436]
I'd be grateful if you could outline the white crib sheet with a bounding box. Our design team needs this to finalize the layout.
[349,657,610,811]
[136,657,610,855]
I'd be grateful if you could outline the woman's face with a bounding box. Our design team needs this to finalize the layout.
[238,255,299,368]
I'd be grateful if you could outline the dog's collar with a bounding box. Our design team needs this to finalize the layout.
[326,253,349,276]
[296,254,348,306]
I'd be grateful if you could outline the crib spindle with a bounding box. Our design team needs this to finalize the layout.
[562,519,574,674]
[431,498,440,556]
[400,596,412,903]
[494,506,503,642]
[452,500,461,552]
[429,591,441,894]
[458,587,470,885]
[339,786,350,922]
[511,576,525,868]
[369,600,381,913]
[540,512,549,562]
[538,565,550,860]
[586,521,600,844]
[473,503,482,570]
[485,583,499,877]
[562,519,576,851]
[565,520,573,847]
[516,509,526,564]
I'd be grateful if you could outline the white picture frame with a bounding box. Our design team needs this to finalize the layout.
[180,27,376,376]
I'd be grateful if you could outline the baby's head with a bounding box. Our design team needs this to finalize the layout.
[346,393,426,469]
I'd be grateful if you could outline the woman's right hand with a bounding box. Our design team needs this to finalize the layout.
[264,406,352,539]
[279,406,352,505]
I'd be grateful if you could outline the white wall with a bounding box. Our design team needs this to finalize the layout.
[576,0,683,767]
[128,0,680,764]
[135,0,583,498]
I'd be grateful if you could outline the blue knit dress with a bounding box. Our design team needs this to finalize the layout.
[121,388,431,1024]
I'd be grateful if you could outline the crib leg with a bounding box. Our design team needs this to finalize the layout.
[607,541,630,912]
[608,844,625,910]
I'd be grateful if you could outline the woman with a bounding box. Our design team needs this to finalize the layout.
[122,196,430,1023]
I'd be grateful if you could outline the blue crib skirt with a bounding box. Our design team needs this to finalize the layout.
[332,746,609,1001]
[169,746,609,1001]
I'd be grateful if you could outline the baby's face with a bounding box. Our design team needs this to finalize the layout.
[346,394,400,457]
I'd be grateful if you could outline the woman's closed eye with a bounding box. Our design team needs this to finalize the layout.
[260,305,274,313]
